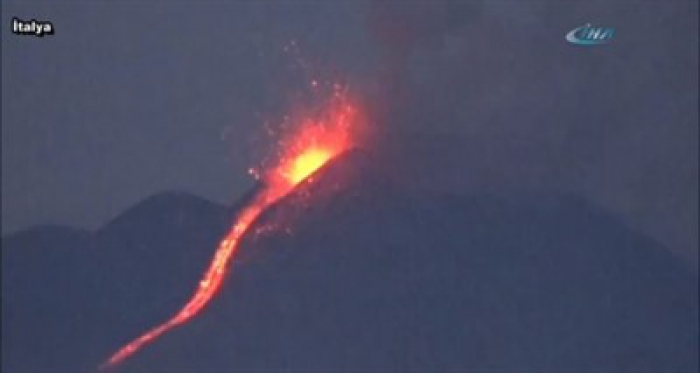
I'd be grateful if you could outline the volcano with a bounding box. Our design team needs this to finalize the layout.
[2,149,698,373]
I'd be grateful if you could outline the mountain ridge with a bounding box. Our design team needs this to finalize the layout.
[120,150,697,373]
[2,151,697,372]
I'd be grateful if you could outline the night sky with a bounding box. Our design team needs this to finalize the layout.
[2,0,697,266]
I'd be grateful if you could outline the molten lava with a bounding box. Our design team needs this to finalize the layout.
[288,148,332,184]
[100,87,361,371]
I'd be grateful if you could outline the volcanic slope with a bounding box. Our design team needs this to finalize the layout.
[121,149,698,373]
[1,191,249,373]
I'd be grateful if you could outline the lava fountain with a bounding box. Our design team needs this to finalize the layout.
[100,85,362,371]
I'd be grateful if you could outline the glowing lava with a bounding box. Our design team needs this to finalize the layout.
[288,148,332,184]
[100,86,360,371]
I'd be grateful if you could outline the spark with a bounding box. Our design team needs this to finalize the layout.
[100,86,361,371]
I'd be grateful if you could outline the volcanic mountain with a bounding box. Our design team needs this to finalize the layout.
[2,149,698,373]
[2,191,240,373]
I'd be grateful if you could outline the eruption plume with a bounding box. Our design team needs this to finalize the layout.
[100,84,362,371]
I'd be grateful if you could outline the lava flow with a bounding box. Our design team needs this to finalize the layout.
[100,87,361,371]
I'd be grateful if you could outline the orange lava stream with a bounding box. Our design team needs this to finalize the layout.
[100,88,359,371]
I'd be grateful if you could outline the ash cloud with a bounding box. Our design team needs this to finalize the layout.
[362,0,698,265]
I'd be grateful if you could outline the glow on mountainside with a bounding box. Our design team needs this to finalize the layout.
[100,85,361,370]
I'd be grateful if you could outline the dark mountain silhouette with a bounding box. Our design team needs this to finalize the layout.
[3,224,95,372]
[2,150,698,373]
[124,150,697,372]
[2,191,235,373]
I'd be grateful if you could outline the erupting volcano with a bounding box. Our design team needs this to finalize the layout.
[100,85,362,371]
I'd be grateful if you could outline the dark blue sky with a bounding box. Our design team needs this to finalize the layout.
[2,0,697,265]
